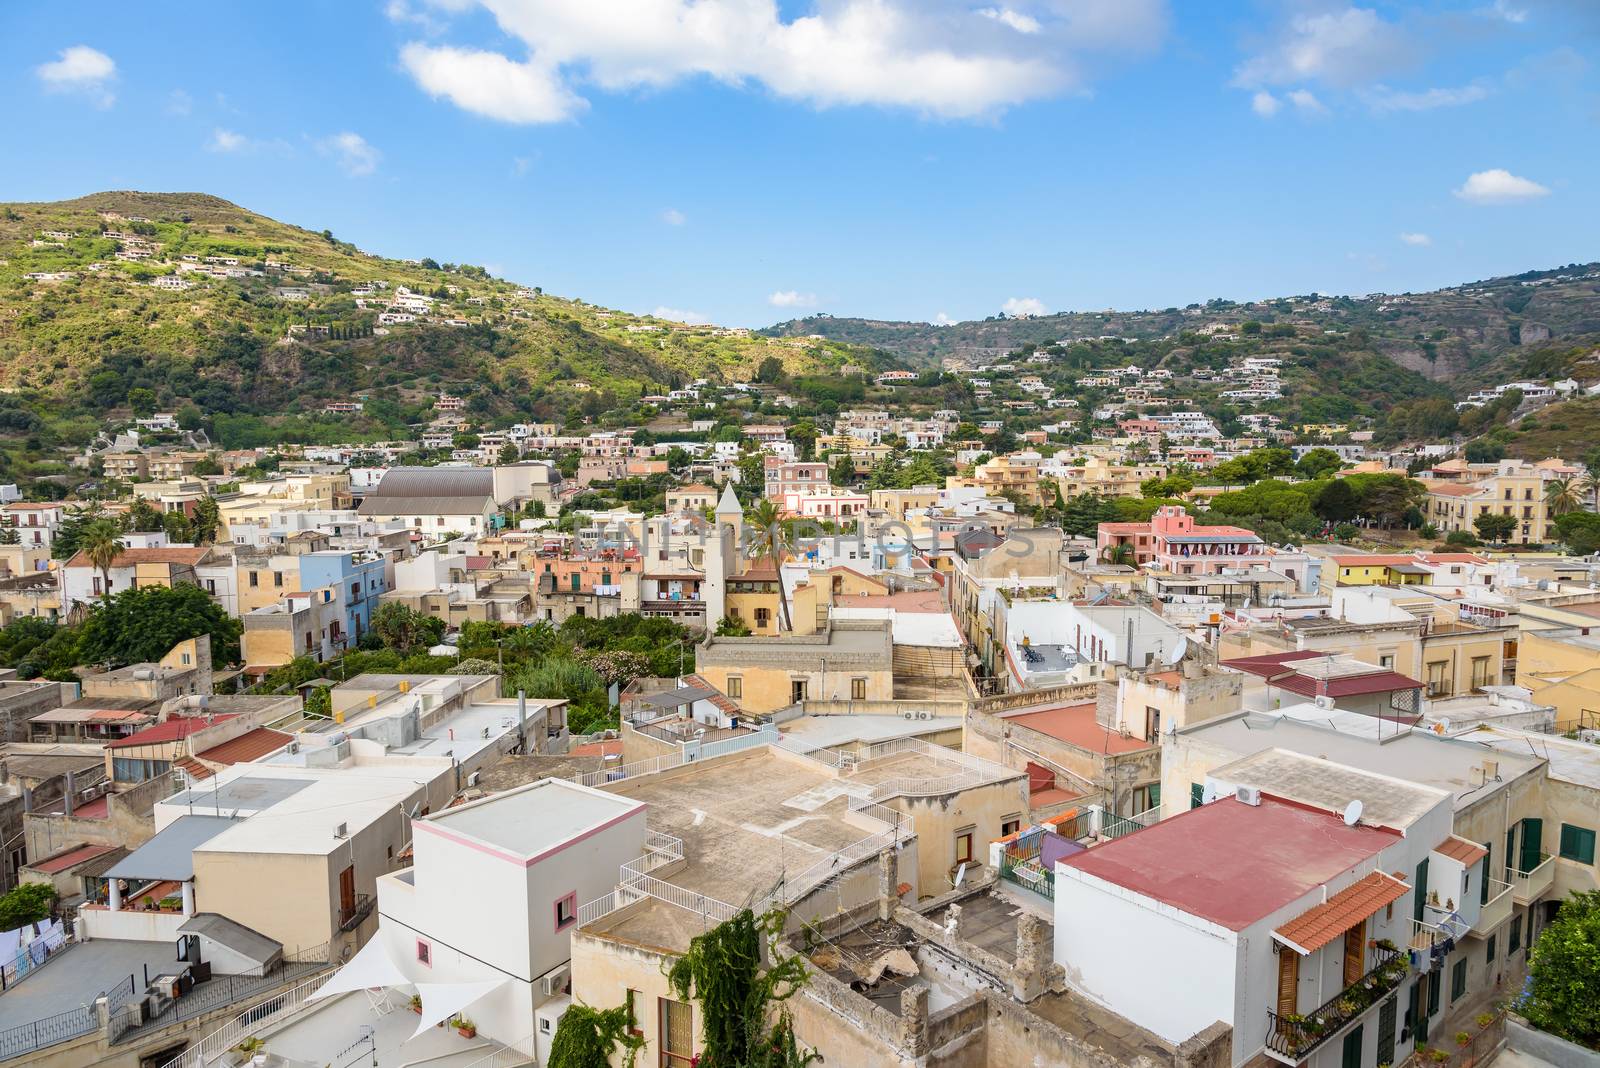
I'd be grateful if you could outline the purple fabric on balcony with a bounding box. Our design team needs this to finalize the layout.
[1040,832,1083,870]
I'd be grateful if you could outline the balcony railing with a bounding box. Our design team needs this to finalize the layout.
[1472,879,1513,937]
[999,853,1054,901]
[1511,853,1554,905]
[1101,805,1162,841]
[337,893,374,933]
[1264,943,1408,1063]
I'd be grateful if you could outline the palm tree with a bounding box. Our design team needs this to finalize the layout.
[746,499,783,560]
[1545,477,1583,518]
[80,519,123,600]
[1101,543,1136,567]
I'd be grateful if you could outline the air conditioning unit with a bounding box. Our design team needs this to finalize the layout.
[466,771,480,787]
[333,822,348,839]
[1235,785,1262,807]
[540,963,571,997]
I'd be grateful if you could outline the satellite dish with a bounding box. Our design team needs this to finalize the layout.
[1166,636,1190,665]
[1342,800,1363,827]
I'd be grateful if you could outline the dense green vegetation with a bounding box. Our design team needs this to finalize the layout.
[0,584,239,680]
[1520,891,1600,1050]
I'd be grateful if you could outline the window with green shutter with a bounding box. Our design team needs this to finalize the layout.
[1509,914,1522,954]
[1559,824,1596,865]
[1427,967,1441,1016]
[1519,817,1543,873]
[1413,858,1429,923]
[1481,841,1492,904]
[1190,783,1204,809]
[1451,958,1467,1002]
[1341,1024,1363,1068]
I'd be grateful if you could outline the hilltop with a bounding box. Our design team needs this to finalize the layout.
[762,262,1600,391]
[0,191,888,447]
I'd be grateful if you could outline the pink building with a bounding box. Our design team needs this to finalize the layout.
[1098,505,1284,578]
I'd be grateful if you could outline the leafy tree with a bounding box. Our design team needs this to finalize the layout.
[191,497,221,545]
[0,527,17,546]
[1554,512,1600,556]
[1445,530,1481,547]
[1312,478,1358,522]
[127,387,158,416]
[1464,440,1506,464]
[1057,493,1118,538]
[370,602,445,654]
[1210,481,1314,523]
[829,455,856,487]
[0,883,56,929]
[1101,543,1135,566]
[754,355,785,384]
[126,497,164,532]
[1520,890,1600,1049]
[665,908,820,1068]
[715,615,751,637]
[162,510,193,544]
[77,583,242,666]
[304,685,332,718]
[1140,475,1193,498]
[1474,512,1518,543]
[52,504,107,561]
[1294,448,1344,480]
[549,1001,643,1068]
[499,442,520,465]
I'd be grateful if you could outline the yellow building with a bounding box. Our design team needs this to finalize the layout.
[694,621,894,713]
[1052,455,1167,500]
[948,454,1044,507]
[1420,460,1561,545]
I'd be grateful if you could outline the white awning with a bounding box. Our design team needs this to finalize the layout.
[410,979,507,1039]
[308,937,410,1002]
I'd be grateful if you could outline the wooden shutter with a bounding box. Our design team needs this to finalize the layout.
[1520,818,1543,873]
[1413,858,1429,922]
[1277,949,1300,1016]
[1481,841,1492,904]
[1343,920,1367,987]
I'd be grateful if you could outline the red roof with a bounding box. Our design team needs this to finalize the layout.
[570,738,623,758]
[1274,871,1411,954]
[1222,652,1422,698]
[1060,796,1400,931]
[1004,702,1150,755]
[197,727,292,765]
[104,713,238,749]
[27,843,119,874]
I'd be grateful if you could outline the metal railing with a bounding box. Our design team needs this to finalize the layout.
[155,967,335,1068]
[130,958,332,1042]
[1511,853,1555,901]
[1264,944,1406,1062]
[1101,804,1163,840]
[338,893,374,933]
[0,923,68,991]
[0,974,134,1059]
[999,854,1055,901]
[462,1033,538,1067]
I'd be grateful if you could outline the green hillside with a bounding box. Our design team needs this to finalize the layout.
[762,262,1600,390]
[0,190,884,452]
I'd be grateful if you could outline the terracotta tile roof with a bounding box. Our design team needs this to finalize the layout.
[1273,871,1411,954]
[196,727,294,766]
[1435,835,1488,867]
[174,756,214,781]
[63,546,211,569]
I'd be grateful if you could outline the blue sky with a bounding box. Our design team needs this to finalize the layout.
[3,1,1597,327]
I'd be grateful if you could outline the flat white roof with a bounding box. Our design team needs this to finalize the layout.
[422,778,644,861]
[191,765,430,857]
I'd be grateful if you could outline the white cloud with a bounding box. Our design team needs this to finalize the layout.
[319,131,381,176]
[401,43,586,123]
[661,208,686,226]
[976,7,1041,34]
[208,128,248,152]
[36,45,117,106]
[1398,231,1432,246]
[652,306,709,325]
[768,290,817,308]
[1365,83,1490,112]
[1232,7,1413,91]
[1002,297,1048,317]
[1455,168,1550,204]
[1251,90,1281,117]
[1483,0,1528,23]
[394,0,1169,122]
[932,312,957,326]
[1287,88,1328,115]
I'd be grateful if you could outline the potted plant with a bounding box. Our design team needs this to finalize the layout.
[409,994,422,1014]
[1428,1049,1449,1063]
[1455,1031,1471,1048]
[455,1015,476,1038]
[1475,1012,1494,1028]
